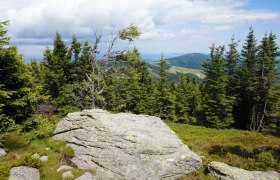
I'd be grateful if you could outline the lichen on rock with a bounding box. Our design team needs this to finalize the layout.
[53,109,202,179]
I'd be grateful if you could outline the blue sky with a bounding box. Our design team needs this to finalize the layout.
[1,0,280,60]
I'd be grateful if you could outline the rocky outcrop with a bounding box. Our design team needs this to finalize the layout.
[53,109,202,179]
[8,166,40,180]
[208,161,280,180]
[0,148,7,156]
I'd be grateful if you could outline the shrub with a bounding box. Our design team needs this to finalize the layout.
[256,151,277,170]
[0,115,21,134]
[22,115,55,140]
[15,155,42,169]
[2,134,29,150]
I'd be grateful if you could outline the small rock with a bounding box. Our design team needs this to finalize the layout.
[8,166,40,180]
[32,153,40,159]
[57,165,73,172]
[45,147,50,150]
[0,148,7,156]
[40,156,48,162]
[208,161,280,180]
[75,172,97,180]
[62,171,74,179]
[200,155,205,159]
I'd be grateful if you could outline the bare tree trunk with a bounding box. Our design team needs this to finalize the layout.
[256,100,267,132]
[250,105,256,131]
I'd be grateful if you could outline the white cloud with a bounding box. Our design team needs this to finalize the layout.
[214,25,235,31]
[0,0,279,56]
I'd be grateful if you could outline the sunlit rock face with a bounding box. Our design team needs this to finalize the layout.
[54,109,202,179]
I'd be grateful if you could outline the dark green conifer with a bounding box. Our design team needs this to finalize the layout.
[201,45,234,128]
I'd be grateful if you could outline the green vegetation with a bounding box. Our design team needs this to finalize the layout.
[0,114,94,180]
[201,45,235,128]
[0,19,279,178]
[166,121,280,178]
[1,19,280,132]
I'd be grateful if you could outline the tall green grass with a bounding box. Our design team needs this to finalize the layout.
[165,121,280,179]
[0,115,94,180]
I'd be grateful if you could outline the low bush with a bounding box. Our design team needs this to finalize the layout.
[15,155,43,169]
[256,151,277,170]
[22,115,55,140]
[2,134,29,150]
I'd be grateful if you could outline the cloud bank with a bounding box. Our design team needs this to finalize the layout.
[1,0,279,57]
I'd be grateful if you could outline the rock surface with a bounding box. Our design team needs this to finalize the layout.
[75,172,97,180]
[62,171,74,179]
[57,165,73,172]
[32,153,48,162]
[32,153,40,159]
[39,156,48,162]
[8,166,40,180]
[53,109,202,179]
[0,148,7,156]
[208,161,280,180]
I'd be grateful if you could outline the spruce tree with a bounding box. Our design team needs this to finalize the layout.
[268,33,280,131]
[237,27,259,129]
[156,57,176,121]
[126,49,153,114]
[225,36,240,98]
[43,32,69,100]
[0,21,45,132]
[175,74,190,123]
[251,33,279,131]
[201,45,234,128]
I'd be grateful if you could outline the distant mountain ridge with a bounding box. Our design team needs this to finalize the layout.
[166,53,209,70]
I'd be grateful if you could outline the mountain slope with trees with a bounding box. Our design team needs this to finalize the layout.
[1,20,279,133]
[166,53,209,69]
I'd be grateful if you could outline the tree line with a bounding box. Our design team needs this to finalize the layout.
[202,29,280,131]
[0,21,279,134]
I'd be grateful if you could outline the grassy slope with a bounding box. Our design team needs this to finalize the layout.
[146,62,204,82]
[0,115,94,180]
[168,66,205,79]
[1,115,279,179]
[165,121,280,179]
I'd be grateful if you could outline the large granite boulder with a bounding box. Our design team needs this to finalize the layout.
[8,166,40,180]
[208,161,280,180]
[53,109,202,179]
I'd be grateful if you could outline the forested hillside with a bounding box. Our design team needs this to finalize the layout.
[166,53,209,69]
[1,21,280,133]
